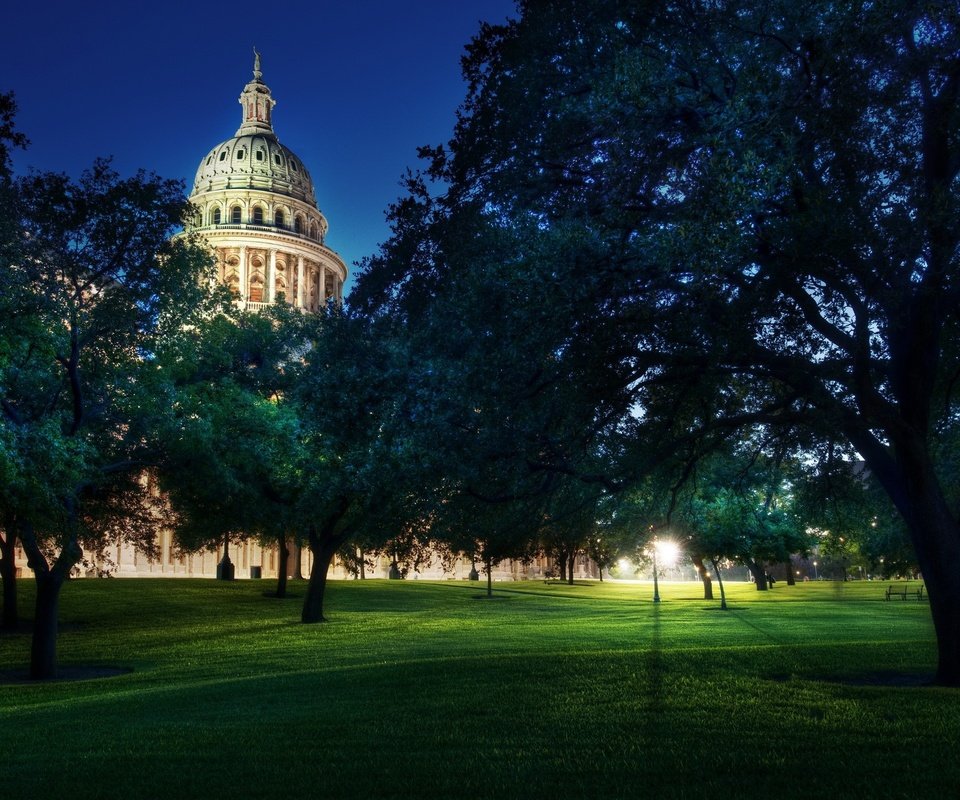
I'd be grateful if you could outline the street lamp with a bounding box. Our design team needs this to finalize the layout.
[652,538,661,603]
[813,560,818,580]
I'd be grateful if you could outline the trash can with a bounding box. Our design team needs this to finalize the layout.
[250,566,262,579]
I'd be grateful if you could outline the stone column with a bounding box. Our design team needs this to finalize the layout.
[319,265,326,308]
[297,256,305,309]
[238,245,247,302]
[268,249,277,304]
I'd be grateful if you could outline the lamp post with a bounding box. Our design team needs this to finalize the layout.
[813,560,818,580]
[217,531,234,581]
[652,539,661,603]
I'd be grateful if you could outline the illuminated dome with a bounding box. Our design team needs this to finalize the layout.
[186,51,346,311]
[192,133,316,205]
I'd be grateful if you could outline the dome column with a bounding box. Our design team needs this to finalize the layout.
[297,256,305,308]
[238,245,248,303]
[268,249,277,304]
[320,265,326,308]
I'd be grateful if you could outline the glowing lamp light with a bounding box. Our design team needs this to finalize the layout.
[655,539,680,567]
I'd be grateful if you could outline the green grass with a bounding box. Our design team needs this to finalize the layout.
[0,578,954,799]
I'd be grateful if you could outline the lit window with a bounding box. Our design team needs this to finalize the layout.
[253,207,263,224]
[231,206,241,224]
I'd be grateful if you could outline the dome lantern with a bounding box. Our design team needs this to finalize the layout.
[237,48,276,136]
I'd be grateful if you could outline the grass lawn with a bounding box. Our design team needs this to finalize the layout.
[0,577,954,799]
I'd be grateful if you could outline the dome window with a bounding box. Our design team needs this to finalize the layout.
[212,208,221,225]
[231,206,242,224]
[256,150,264,162]
[275,210,285,227]
[290,160,298,172]
[253,206,264,224]
[237,149,246,161]
[294,217,303,234]
[206,156,213,166]
[219,150,228,162]
[274,154,282,165]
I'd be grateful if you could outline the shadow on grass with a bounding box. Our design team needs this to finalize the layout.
[0,665,133,685]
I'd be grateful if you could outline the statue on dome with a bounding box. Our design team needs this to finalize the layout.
[253,48,262,78]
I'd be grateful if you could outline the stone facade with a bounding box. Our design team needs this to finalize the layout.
[186,51,346,312]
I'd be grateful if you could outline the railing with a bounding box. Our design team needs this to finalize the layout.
[200,221,325,246]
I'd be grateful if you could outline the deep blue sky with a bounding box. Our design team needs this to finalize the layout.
[2,0,518,291]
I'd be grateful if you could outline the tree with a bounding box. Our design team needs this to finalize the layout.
[0,91,29,629]
[1,159,214,678]
[156,306,309,597]
[369,0,960,684]
[295,310,414,622]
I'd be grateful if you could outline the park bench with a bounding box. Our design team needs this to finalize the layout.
[884,584,910,600]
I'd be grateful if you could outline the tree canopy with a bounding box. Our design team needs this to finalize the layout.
[355,0,960,684]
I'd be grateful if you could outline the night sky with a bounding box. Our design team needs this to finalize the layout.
[2,0,519,292]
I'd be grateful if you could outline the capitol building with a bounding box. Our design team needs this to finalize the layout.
[11,55,597,583]
[188,52,346,313]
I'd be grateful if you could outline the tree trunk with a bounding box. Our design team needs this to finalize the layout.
[358,548,366,580]
[784,561,796,586]
[692,556,714,600]
[486,553,493,597]
[567,552,575,584]
[302,537,338,623]
[0,521,18,631]
[745,559,768,590]
[291,540,304,580]
[31,572,65,679]
[844,421,960,685]
[19,514,81,680]
[891,464,960,686]
[275,532,289,598]
[710,558,728,611]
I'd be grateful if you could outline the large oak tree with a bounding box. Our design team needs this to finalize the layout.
[357,0,960,684]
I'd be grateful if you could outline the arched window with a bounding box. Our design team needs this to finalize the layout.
[256,150,264,161]
[294,216,303,234]
[290,160,298,172]
[274,153,282,165]
[237,149,246,161]
[231,206,242,224]
[219,150,228,162]
[253,206,264,225]
[275,210,285,227]
[212,207,221,225]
